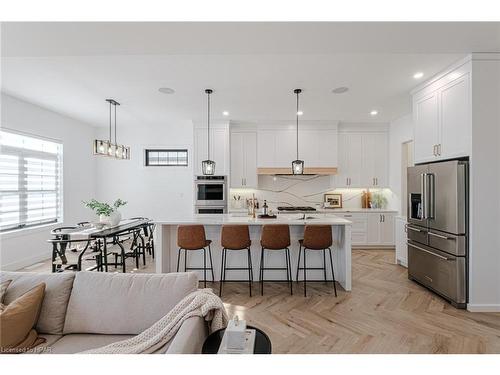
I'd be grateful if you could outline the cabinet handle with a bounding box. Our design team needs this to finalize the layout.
[429,232,452,240]
[438,144,442,156]
[383,214,385,222]
[407,243,453,261]
[432,145,436,156]
[375,177,378,186]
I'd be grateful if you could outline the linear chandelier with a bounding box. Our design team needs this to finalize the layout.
[93,99,130,160]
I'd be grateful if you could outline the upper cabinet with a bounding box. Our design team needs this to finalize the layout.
[336,125,389,188]
[230,131,257,188]
[257,123,338,169]
[412,61,471,163]
[193,122,230,176]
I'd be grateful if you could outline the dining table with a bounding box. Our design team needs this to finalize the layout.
[49,219,150,272]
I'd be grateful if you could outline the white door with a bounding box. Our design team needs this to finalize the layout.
[439,73,471,159]
[230,132,245,188]
[243,132,258,188]
[361,135,377,187]
[379,213,395,245]
[413,91,439,163]
[211,128,228,175]
[395,217,408,267]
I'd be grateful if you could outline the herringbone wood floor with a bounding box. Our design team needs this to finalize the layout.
[214,250,500,354]
[20,249,500,353]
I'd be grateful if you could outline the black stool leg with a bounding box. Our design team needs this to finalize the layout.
[303,247,307,297]
[184,249,187,272]
[203,247,207,288]
[259,247,264,296]
[323,249,327,282]
[247,247,252,297]
[286,248,293,295]
[176,248,182,272]
[328,247,337,297]
[208,245,215,282]
[219,248,226,297]
[296,244,302,282]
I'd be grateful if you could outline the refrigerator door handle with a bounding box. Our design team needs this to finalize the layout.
[420,173,428,219]
[427,173,435,220]
[408,243,454,261]
[429,231,452,240]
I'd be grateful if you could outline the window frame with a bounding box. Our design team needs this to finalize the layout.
[144,148,189,167]
[0,129,63,233]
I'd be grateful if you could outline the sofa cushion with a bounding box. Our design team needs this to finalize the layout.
[32,334,63,354]
[63,271,198,335]
[49,334,135,354]
[0,272,75,335]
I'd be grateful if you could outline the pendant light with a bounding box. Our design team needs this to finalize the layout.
[93,99,130,160]
[201,89,216,175]
[292,88,304,174]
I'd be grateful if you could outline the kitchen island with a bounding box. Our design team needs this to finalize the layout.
[154,214,352,291]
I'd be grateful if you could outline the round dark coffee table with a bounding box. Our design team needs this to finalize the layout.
[202,325,272,354]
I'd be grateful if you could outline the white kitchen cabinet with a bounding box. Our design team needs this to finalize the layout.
[336,133,363,187]
[395,216,408,267]
[412,62,471,164]
[330,211,395,247]
[230,131,257,188]
[362,132,388,187]
[413,91,440,163]
[194,124,229,176]
[336,128,388,188]
[257,124,338,168]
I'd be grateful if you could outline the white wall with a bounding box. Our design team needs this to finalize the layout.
[94,121,194,220]
[468,57,500,311]
[0,93,96,270]
[388,114,413,214]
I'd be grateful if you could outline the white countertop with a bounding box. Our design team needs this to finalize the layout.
[318,208,398,213]
[155,214,352,226]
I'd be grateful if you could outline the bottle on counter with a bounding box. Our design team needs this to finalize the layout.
[262,200,268,216]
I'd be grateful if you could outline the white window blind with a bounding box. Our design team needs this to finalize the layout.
[0,130,63,231]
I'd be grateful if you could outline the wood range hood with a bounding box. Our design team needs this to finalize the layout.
[257,167,338,176]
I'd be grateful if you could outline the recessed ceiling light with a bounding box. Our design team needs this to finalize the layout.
[332,87,349,94]
[222,111,229,116]
[413,72,424,79]
[297,111,304,116]
[370,110,378,116]
[158,87,175,94]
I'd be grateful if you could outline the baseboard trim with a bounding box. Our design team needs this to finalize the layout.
[467,304,500,313]
[1,252,51,271]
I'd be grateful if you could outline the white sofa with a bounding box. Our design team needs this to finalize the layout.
[0,271,208,354]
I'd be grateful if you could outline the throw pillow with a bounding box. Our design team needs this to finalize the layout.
[0,283,46,354]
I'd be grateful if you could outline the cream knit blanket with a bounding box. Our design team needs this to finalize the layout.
[81,288,228,354]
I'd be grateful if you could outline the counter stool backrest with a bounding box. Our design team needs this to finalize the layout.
[303,225,333,249]
[221,225,251,250]
[261,225,291,249]
[177,225,207,250]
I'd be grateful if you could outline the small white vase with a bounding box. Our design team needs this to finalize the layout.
[100,211,121,226]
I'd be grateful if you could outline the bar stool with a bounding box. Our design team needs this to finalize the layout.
[259,225,293,296]
[296,225,337,297]
[219,225,253,297]
[177,225,215,288]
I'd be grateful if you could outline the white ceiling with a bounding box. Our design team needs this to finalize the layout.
[1,22,499,127]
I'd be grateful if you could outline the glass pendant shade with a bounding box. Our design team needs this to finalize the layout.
[202,159,216,175]
[292,159,304,175]
[93,99,130,160]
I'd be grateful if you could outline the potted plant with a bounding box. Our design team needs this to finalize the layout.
[83,198,127,226]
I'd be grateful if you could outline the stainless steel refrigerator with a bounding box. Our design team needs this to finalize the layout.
[406,159,468,308]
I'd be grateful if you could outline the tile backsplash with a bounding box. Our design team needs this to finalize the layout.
[229,175,395,211]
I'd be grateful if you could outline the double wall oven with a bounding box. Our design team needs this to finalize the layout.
[407,159,468,308]
[194,175,227,214]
